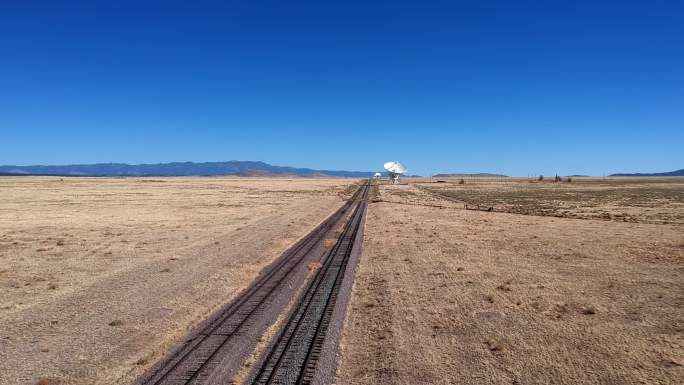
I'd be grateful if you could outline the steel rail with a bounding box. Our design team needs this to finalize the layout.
[136,183,366,385]
[250,181,370,385]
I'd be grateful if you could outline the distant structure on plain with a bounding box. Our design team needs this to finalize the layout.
[383,161,407,184]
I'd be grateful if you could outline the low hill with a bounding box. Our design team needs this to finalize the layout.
[0,161,375,178]
[610,169,684,177]
[433,173,508,178]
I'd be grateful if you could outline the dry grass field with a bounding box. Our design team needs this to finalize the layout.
[338,178,684,385]
[418,177,684,224]
[2,176,682,385]
[0,177,353,385]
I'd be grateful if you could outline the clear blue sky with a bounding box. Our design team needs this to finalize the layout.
[1,1,682,176]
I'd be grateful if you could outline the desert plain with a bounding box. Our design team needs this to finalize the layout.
[0,177,352,385]
[339,177,683,385]
[1,176,682,385]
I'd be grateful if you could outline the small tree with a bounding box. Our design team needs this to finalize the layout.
[458,179,465,185]
[567,177,572,183]
[538,175,544,181]
[554,174,562,182]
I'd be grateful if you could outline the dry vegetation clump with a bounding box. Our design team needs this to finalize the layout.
[495,283,512,292]
[135,357,148,366]
[338,183,360,198]
[108,319,124,327]
[134,352,155,366]
[35,379,60,385]
[485,338,507,352]
[369,182,381,202]
[324,238,337,248]
[580,305,596,315]
[307,262,322,271]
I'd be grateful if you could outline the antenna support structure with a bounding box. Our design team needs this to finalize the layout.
[383,161,407,185]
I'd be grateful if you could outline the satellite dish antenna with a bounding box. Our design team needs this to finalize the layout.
[373,172,382,179]
[383,161,407,184]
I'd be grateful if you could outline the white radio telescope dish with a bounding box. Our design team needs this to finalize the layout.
[373,172,382,179]
[383,161,407,184]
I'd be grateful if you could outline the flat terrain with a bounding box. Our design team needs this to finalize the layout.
[338,179,684,385]
[418,177,684,224]
[0,177,353,385]
[3,177,683,385]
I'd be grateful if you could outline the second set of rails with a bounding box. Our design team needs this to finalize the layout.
[136,181,370,385]
[250,180,369,385]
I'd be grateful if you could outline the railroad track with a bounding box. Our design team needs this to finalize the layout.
[250,181,369,385]
[135,181,369,385]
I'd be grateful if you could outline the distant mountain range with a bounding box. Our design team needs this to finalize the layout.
[3,163,679,178]
[433,173,508,178]
[0,161,377,178]
[610,169,684,177]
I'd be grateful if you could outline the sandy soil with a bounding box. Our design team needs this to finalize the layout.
[0,177,353,385]
[338,181,684,385]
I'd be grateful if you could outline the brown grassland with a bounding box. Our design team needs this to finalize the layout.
[1,176,682,385]
[419,177,684,224]
[337,177,683,385]
[0,177,352,385]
